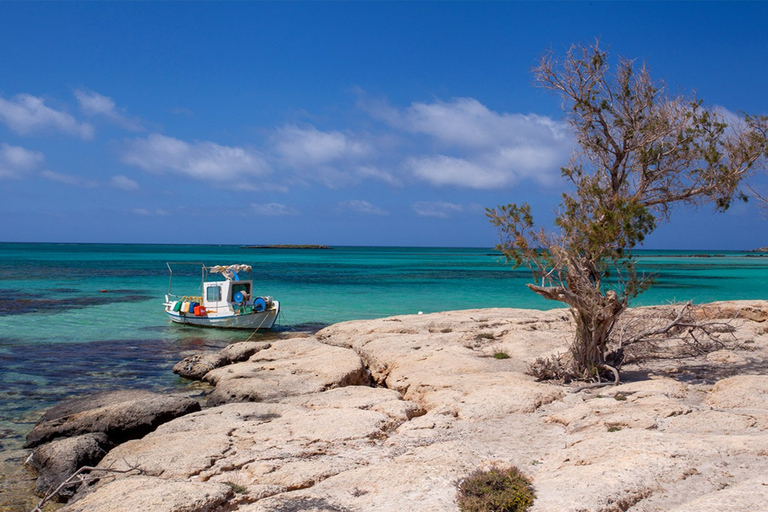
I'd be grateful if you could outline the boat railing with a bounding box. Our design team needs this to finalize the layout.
[166,262,206,296]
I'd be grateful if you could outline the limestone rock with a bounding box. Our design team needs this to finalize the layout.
[204,337,370,405]
[220,341,271,362]
[25,390,201,448]
[52,302,768,511]
[91,400,394,490]
[706,375,768,409]
[59,476,233,512]
[172,353,227,380]
[29,433,113,501]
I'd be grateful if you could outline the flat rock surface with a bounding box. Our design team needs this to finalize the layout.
[204,337,370,405]
[60,476,233,512]
[62,301,768,511]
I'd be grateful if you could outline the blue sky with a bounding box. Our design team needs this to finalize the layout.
[0,2,766,248]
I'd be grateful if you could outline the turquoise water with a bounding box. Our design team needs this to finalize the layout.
[1,244,767,454]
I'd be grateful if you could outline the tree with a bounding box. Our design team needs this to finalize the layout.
[487,41,768,381]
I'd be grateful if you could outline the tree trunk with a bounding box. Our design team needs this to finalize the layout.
[529,283,626,379]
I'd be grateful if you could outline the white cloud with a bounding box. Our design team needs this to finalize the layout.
[412,201,465,219]
[251,202,299,216]
[273,125,373,169]
[110,174,140,191]
[0,94,93,139]
[40,170,98,187]
[406,155,517,189]
[0,143,44,179]
[75,89,143,131]
[337,199,388,216]
[363,96,572,189]
[122,133,270,182]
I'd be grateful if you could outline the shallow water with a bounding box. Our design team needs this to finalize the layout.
[0,244,766,508]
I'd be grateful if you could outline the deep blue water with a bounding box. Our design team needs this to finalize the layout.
[0,243,766,454]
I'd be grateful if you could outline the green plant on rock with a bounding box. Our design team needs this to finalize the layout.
[457,466,535,512]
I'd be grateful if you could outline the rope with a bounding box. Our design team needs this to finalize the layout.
[243,308,272,343]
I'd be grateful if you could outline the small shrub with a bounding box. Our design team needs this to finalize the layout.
[223,481,249,494]
[614,394,627,401]
[457,466,535,512]
[607,426,622,432]
[494,351,511,360]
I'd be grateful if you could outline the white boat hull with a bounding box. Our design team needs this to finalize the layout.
[165,301,280,330]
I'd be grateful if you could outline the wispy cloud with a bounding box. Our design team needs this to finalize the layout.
[0,143,45,179]
[110,174,140,191]
[336,199,388,216]
[356,165,402,187]
[250,202,299,216]
[122,133,271,182]
[133,208,169,216]
[75,89,143,131]
[412,200,465,219]
[0,94,93,139]
[41,170,99,187]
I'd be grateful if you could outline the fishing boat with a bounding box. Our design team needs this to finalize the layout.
[163,263,280,329]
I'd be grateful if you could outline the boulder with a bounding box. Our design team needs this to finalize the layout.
[204,337,370,405]
[220,341,271,362]
[172,353,227,380]
[173,342,272,380]
[29,433,113,501]
[25,390,201,448]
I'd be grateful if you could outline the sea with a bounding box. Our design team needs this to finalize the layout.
[1,243,767,508]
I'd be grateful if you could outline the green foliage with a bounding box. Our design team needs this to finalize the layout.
[223,481,248,494]
[457,466,535,512]
[493,351,511,359]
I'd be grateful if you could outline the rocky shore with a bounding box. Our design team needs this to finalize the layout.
[22,301,768,511]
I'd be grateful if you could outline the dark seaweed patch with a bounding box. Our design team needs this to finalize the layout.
[0,290,151,316]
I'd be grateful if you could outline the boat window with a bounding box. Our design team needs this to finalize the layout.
[207,286,221,302]
[232,283,251,296]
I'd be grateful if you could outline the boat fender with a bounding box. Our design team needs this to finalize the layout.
[172,301,183,312]
[253,297,267,312]
[198,306,207,316]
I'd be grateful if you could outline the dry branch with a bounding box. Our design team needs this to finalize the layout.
[31,463,143,512]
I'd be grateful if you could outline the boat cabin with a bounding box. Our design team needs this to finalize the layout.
[203,279,252,309]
